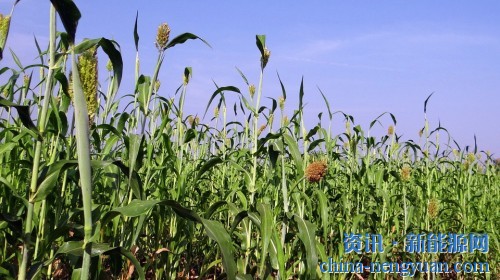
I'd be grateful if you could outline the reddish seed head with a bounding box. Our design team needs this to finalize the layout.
[305,161,328,183]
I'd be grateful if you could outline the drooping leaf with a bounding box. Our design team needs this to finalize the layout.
[166,32,210,49]
[203,86,241,118]
[50,0,81,45]
[294,215,318,279]
[0,96,41,139]
[195,156,223,183]
[424,92,434,114]
[200,218,237,279]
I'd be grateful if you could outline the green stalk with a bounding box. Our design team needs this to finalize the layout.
[18,6,56,280]
[140,51,164,134]
[250,68,264,203]
[71,45,94,280]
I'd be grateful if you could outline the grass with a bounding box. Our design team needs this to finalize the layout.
[0,1,498,280]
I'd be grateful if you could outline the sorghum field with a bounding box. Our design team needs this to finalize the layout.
[0,2,499,280]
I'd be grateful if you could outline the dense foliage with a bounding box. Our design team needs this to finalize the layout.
[0,2,498,279]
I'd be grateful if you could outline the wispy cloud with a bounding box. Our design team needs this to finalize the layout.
[282,56,403,72]
[404,33,498,45]
[296,39,343,57]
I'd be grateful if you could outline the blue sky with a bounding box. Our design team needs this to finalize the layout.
[1,1,499,156]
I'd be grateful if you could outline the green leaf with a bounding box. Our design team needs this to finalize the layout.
[314,190,329,239]
[133,11,139,51]
[195,157,223,183]
[257,203,273,275]
[204,201,227,219]
[111,199,158,217]
[200,218,237,279]
[166,32,211,49]
[424,92,434,114]
[9,49,23,69]
[256,35,266,57]
[283,134,303,175]
[299,77,305,110]
[53,242,145,279]
[127,134,143,197]
[0,96,41,139]
[277,72,287,100]
[294,215,318,279]
[0,142,16,155]
[73,38,123,95]
[318,87,332,119]
[307,139,325,152]
[99,38,123,95]
[50,0,81,45]
[203,86,241,118]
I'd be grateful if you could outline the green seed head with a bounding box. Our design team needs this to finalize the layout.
[0,14,11,59]
[155,23,171,51]
[188,115,200,126]
[268,113,274,125]
[214,106,219,118]
[279,96,285,111]
[106,60,113,72]
[78,47,99,125]
[261,47,271,69]
[283,115,289,126]
[154,80,161,92]
[388,125,395,135]
[249,84,256,98]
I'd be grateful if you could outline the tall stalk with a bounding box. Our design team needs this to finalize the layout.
[71,43,94,280]
[18,6,56,280]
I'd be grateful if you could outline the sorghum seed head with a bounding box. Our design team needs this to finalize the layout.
[428,198,439,219]
[78,46,99,125]
[0,14,11,59]
[155,23,171,51]
[400,166,411,181]
[388,125,395,135]
[183,72,190,85]
[343,141,350,150]
[268,113,274,125]
[305,160,328,183]
[154,80,161,92]
[188,115,199,126]
[249,84,256,98]
[258,124,267,136]
[261,47,271,69]
[283,115,289,126]
[279,96,285,111]
[23,75,29,87]
[214,106,219,118]
[106,60,113,72]
[466,153,475,163]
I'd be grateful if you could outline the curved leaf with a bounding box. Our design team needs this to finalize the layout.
[166,32,210,49]
[50,0,81,45]
[294,215,317,278]
[201,218,237,279]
